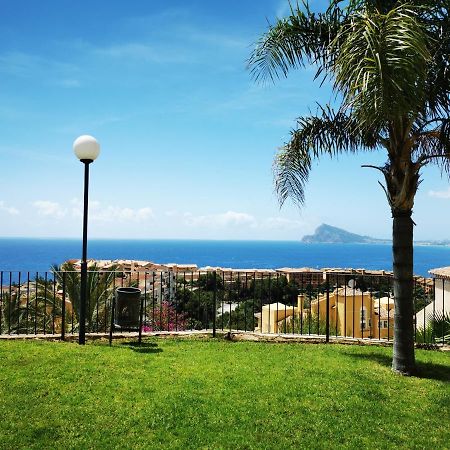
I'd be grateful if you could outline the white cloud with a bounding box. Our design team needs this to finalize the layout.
[56,78,81,88]
[123,8,192,30]
[135,207,153,220]
[88,11,248,68]
[71,198,153,222]
[184,211,256,228]
[71,198,83,218]
[208,83,312,114]
[261,217,305,230]
[0,51,79,86]
[174,210,307,234]
[177,210,312,239]
[429,188,450,199]
[33,200,67,219]
[95,42,192,64]
[0,201,19,215]
[180,26,248,50]
[124,9,248,50]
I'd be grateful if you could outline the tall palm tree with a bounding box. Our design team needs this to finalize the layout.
[248,0,450,375]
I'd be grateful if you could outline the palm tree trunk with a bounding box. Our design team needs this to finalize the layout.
[391,209,416,375]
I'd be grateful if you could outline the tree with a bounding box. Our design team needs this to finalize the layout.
[248,1,450,375]
[175,279,218,329]
[0,290,30,334]
[50,262,118,332]
[0,277,64,335]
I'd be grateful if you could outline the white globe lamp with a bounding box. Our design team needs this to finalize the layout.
[73,135,100,162]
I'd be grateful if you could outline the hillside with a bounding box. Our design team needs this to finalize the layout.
[301,224,389,244]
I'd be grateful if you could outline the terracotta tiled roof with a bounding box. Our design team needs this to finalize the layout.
[429,267,450,279]
[276,267,322,273]
[334,287,368,296]
[322,268,393,276]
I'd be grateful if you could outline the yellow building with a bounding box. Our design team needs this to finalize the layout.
[253,289,394,338]
[254,302,300,333]
[309,288,394,339]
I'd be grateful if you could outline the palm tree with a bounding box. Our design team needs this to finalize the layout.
[50,262,119,333]
[29,278,64,334]
[248,1,450,375]
[1,280,63,335]
[0,290,29,334]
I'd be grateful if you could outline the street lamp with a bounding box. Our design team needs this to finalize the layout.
[73,135,100,345]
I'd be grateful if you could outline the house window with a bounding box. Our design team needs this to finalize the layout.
[360,306,367,330]
[379,320,389,329]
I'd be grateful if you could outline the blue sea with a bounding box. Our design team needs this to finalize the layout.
[0,238,449,277]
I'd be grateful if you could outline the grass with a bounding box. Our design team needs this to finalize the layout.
[0,338,449,450]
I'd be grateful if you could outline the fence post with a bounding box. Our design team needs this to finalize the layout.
[61,271,66,341]
[212,271,217,338]
[0,272,2,335]
[325,273,330,343]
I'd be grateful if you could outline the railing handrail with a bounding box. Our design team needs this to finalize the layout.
[0,269,445,345]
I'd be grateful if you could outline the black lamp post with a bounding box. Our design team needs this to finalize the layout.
[73,135,100,345]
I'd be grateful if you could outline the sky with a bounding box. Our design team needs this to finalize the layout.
[0,0,449,241]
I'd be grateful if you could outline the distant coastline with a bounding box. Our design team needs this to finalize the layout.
[302,224,390,244]
[301,224,450,246]
[0,237,449,277]
[0,232,449,246]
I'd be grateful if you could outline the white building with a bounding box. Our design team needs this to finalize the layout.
[416,267,450,329]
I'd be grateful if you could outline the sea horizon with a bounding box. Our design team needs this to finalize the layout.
[1,235,448,245]
[1,237,449,277]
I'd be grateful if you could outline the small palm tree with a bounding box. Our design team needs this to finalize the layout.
[30,279,64,334]
[1,281,63,334]
[0,290,28,334]
[249,1,450,374]
[50,262,119,333]
[416,311,450,344]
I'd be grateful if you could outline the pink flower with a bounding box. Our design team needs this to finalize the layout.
[141,301,188,331]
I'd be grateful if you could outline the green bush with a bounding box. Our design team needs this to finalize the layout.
[415,311,450,344]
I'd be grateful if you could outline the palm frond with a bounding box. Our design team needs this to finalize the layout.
[421,1,450,115]
[413,119,450,173]
[248,1,345,83]
[51,262,119,331]
[274,106,379,206]
[331,3,430,130]
[0,290,29,334]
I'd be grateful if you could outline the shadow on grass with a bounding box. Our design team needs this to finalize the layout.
[415,361,450,382]
[341,351,450,382]
[117,341,163,354]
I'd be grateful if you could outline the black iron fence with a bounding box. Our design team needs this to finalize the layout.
[0,269,448,344]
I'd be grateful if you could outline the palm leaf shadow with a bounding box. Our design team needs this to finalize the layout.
[341,350,450,382]
[118,341,163,354]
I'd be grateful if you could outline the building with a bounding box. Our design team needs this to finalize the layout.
[275,267,324,286]
[65,259,178,302]
[309,287,394,339]
[416,267,450,329]
[252,287,395,338]
[254,301,300,333]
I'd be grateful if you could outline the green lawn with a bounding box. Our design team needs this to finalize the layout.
[0,338,449,450]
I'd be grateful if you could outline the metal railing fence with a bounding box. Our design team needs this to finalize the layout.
[0,269,447,344]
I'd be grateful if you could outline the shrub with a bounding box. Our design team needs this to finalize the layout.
[142,301,188,332]
[415,311,450,344]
